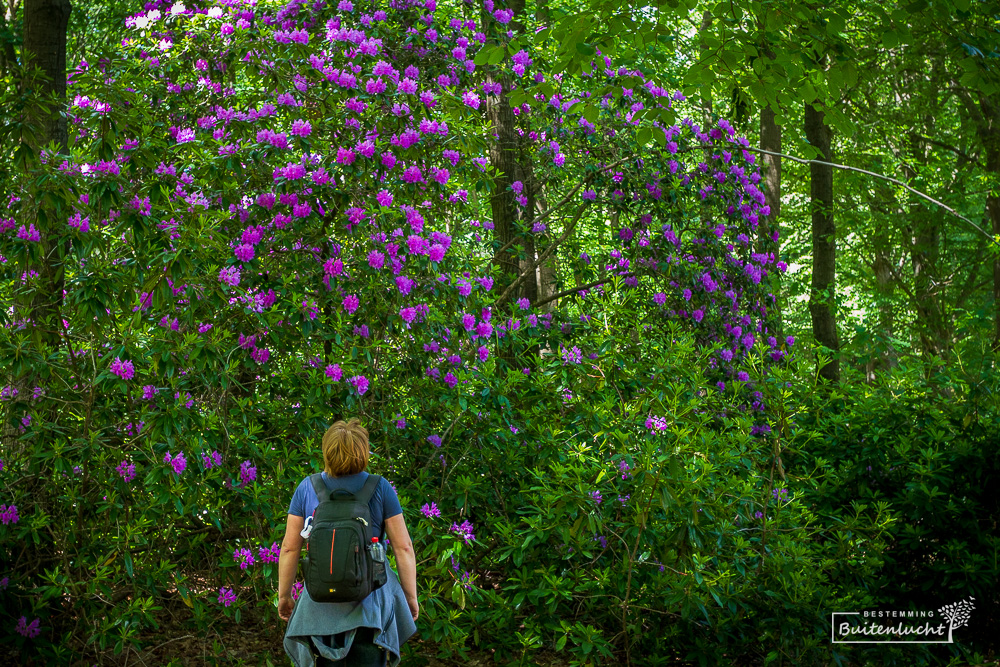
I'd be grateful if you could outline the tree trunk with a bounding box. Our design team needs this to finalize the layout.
[804,100,840,384]
[956,88,1000,352]
[483,0,526,370]
[533,184,559,357]
[979,95,1000,353]
[758,103,784,345]
[868,248,898,381]
[21,0,72,353]
[904,134,947,361]
[698,10,713,115]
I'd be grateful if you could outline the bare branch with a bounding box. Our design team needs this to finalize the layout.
[739,146,994,243]
[531,271,637,310]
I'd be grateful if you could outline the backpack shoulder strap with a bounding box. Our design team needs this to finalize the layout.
[310,473,328,502]
[355,474,381,505]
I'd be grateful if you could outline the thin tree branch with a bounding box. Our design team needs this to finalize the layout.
[739,146,994,243]
[531,271,637,310]
[908,131,982,167]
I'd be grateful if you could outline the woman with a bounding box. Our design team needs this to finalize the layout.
[279,418,419,667]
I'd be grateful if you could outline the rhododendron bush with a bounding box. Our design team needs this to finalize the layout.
[0,0,867,664]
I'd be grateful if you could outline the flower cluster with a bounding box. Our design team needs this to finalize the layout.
[237,460,257,487]
[450,519,475,544]
[163,451,187,475]
[1,504,19,525]
[15,616,40,638]
[233,547,255,570]
[258,542,281,564]
[420,502,441,519]
[109,357,135,380]
[201,450,222,469]
[560,345,582,364]
[218,587,236,607]
[116,459,137,482]
[645,415,668,432]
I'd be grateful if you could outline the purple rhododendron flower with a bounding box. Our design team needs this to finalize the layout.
[0,504,19,525]
[218,587,236,606]
[258,542,281,563]
[561,345,582,364]
[421,502,441,518]
[219,266,241,286]
[233,547,255,570]
[239,460,257,487]
[349,375,370,395]
[201,450,222,470]
[116,459,137,482]
[163,451,187,475]
[15,616,40,639]
[450,519,475,543]
[110,357,135,380]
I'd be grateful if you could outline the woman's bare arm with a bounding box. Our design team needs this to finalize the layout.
[278,514,305,607]
[384,513,418,621]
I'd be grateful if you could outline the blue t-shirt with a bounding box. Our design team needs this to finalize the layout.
[288,471,402,541]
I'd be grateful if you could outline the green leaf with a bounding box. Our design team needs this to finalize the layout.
[488,47,506,65]
[473,47,494,66]
[509,88,528,107]
[882,30,899,48]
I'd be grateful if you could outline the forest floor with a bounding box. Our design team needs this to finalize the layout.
[5,594,573,667]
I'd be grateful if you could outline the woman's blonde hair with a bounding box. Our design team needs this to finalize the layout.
[321,418,370,477]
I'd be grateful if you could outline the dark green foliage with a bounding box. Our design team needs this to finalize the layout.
[789,361,1000,664]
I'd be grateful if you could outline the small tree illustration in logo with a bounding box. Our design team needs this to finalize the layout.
[937,597,975,642]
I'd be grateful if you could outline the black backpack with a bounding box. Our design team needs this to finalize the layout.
[303,473,388,603]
